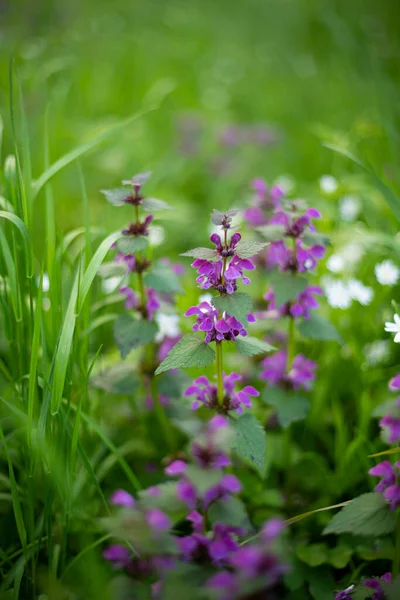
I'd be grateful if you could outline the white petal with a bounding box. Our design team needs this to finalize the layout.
[394,332,400,343]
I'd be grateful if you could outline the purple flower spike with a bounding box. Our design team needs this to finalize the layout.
[177,478,197,509]
[389,374,400,391]
[165,460,187,476]
[380,411,400,443]
[119,286,137,310]
[185,301,249,344]
[260,351,317,392]
[110,489,135,507]
[369,461,396,493]
[184,372,259,414]
[261,518,285,542]
[103,544,131,568]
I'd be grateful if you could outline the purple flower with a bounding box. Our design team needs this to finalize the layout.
[243,179,284,227]
[119,286,160,320]
[184,372,259,414]
[103,544,131,569]
[264,285,323,320]
[110,489,135,507]
[115,252,137,272]
[270,206,321,238]
[191,254,255,295]
[185,302,249,343]
[146,509,171,532]
[122,214,153,237]
[165,460,187,476]
[207,571,236,600]
[368,461,396,493]
[383,484,400,511]
[268,240,325,273]
[389,374,400,391]
[335,587,354,600]
[260,351,317,391]
[177,478,197,509]
[380,407,400,443]
[119,286,137,309]
[203,474,242,508]
[364,573,392,599]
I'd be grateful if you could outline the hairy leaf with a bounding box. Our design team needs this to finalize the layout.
[212,292,253,324]
[268,272,308,306]
[262,387,310,428]
[211,208,239,226]
[234,240,269,259]
[180,247,217,260]
[209,496,251,530]
[155,334,215,374]
[298,313,342,343]
[257,224,286,241]
[101,188,129,206]
[116,236,149,254]
[142,197,173,212]
[323,493,396,536]
[233,413,266,474]
[114,314,159,359]
[236,336,274,356]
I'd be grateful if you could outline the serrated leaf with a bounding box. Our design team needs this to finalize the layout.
[234,240,269,259]
[298,313,342,343]
[302,231,330,247]
[114,314,159,359]
[142,197,173,212]
[155,334,216,374]
[235,336,274,356]
[323,492,396,536]
[211,208,239,226]
[101,187,130,206]
[116,236,148,254]
[233,413,266,474]
[143,263,183,294]
[212,292,253,324]
[269,272,308,306]
[90,363,140,395]
[180,247,217,260]
[257,224,286,241]
[262,387,310,428]
[208,496,251,530]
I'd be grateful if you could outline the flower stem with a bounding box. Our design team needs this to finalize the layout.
[134,203,146,311]
[287,315,295,371]
[392,513,400,578]
[216,341,224,407]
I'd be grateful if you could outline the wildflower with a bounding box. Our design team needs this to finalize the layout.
[326,254,345,273]
[184,373,259,414]
[119,286,160,320]
[379,407,400,444]
[348,279,374,305]
[384,314,400,342]
[103,545,131,569]
[268,240,325,273]
[375,260,400,286]
[319,175,338,194]
[185,302,250,343]
[363,340,390,366]
[339,195,361,222]
[334,585,354,600]
[369,461,400,510]
[155,313,181,342]
[321,277,352,309]
[269,206,321,238]
[260,351,317,391]
[110,489,135,507]
[264,285,323,320]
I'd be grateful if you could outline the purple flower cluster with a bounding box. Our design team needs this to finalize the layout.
[243,179,284,227]
[260,351,317,392]
[185,301,254,343]
[369,461,400,510]
[184,373,259,414]
[335,573,391,600]
[263,285,323,320]
[119,285,161,321]
[379,374,400,443]
[103,417,286,598]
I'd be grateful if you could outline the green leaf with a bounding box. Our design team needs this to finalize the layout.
[327,544,353,569]
[180,247,217,260]
[212,292,253,324]
[257,224,286,241]
[208,496,251,530]
[302,231,330,247]
[307,566,336,600]
[372,399,399,418]
[155,334,216,375]
[90,363,141,395]
[142,197,173,212]
[114,315,159,359]
[323,492,396,536]
[185,465,222,495]
[233,413,266,474]
[298,313,342,343]
[116,236,148,254]
[235,336,274,356]
[143,263,183,294]
[268,272,308,306]
[386,575,400,600]
[100,187,129,206]
[262,387,310,428]
[296,543,329,567]
[353,587,374,600]
[211,208,239,226]
[234,240,269,259]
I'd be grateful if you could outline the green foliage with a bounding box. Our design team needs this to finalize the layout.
[143,262,183,294]
[90,363,141,395]
[233,413,266,474]
[262,387,310,428]
[180,247,217,260]
[101,188,129,206]
[268,272,308,306]
[235,336,274,356]
[114,314,159,359]
[210,209,239,226]
[234,240,269,259]
[142,197,173,211]
[208,496,251,529]
[116,236,149,254]
[155,334,216,374]
[257,225,286,241]
[185,465,222,494]
[298,313,342,343]
[323,493,396,537]
[211,292,253,323]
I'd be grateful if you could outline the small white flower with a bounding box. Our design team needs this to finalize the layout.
[319,175,338,194]
[199,293,213,304]
[37,273,50,292]
[348,279,374,305]
[155,313,181,342]
[321,277,352,309]
[340,242,364,264]
[363,340,390,365]
[148,225,165,247]
[326,254,345,273]
[339,195,361,222]
[375,260,400,286]
[385,313,400,342]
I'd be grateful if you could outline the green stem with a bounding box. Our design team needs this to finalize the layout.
[287,315,295,371]
[216,341,224,407]
[150,375,175,451]
[393,513,400,578]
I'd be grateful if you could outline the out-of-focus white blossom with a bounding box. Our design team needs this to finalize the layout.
[348,279,374,306]
[321,276,352,309]
[326,254,345,273]
[385,314,400,343]
[339,195,361,222]
[363,340,390,366]
[155,313,181,342]
[375,260,400,286]
[319,175,338,194]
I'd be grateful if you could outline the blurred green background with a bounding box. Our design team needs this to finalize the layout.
[1,0,400,253]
